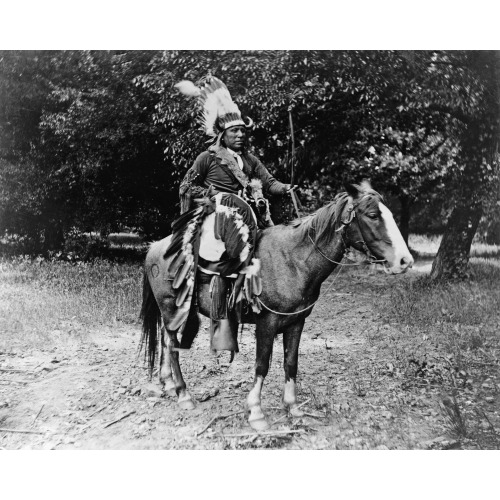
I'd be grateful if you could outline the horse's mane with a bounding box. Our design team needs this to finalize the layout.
[288,192,351,246]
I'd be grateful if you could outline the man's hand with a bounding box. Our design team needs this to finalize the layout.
[286,184,299,194]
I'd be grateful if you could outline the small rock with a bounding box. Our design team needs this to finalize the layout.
[141,383,163,398]
[229,380,245,388]
[485,396,494,403]
[130,386,141,396]
[197,387,219,402]
[424,436,460,450]
[120,378,131,388]
[117,388,127,395]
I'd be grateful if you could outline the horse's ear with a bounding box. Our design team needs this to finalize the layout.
[359,179,372,192]
[344,183,360,199]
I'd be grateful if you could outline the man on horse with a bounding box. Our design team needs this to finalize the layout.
[177,77,293,224]
[167,77,292,358]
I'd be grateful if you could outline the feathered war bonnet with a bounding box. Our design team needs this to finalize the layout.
[175,77,253,142]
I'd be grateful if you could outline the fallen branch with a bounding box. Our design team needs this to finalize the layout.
[0,428,44,435]
[103,410,136,429]
[271,398,312,426]
[295,398,312,411]
[216,429,306,438]
[0,379,29,385]
[31,404,45,427]
[0,368,32,373]
[196,410,245,437]
[303,412,326,419]
[89,404,108,419]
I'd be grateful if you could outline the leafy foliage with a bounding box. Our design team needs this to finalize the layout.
[1,50,499,277]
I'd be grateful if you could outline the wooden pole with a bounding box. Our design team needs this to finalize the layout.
[288,110,295,187]
[288,109,301,218]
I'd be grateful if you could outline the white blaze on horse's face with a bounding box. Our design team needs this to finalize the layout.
[378,202,414,274]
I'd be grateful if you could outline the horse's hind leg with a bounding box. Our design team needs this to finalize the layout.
[159,326,176,397]
[246,317,278,431]
[282,318,306,417]
[165,328,195,410]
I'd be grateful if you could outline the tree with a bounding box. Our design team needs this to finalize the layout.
[427,51,500,280]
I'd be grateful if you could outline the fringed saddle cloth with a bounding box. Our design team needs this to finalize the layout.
[163,192,263,354]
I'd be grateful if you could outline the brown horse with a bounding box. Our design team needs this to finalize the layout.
[140,181,413,430]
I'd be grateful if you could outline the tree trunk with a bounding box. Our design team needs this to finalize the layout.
[399,195,410,246]
[430,204,482,280]
[431,51,500,280]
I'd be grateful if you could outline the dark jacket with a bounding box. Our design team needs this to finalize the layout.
[179,145,288,213]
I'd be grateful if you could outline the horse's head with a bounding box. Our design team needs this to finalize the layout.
[245,179,274,227]
[343,181,414,274]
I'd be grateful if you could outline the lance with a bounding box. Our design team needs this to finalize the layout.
[288,109,301,218]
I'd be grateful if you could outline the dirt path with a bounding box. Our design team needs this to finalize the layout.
[0,265,493,449]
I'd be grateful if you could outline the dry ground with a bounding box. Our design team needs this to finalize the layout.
[0,260,499,450]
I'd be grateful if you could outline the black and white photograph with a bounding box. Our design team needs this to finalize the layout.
[0,3,498,498]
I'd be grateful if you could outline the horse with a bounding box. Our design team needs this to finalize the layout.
[140,181,414,430]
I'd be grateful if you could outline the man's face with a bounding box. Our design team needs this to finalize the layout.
[223,125,246,152]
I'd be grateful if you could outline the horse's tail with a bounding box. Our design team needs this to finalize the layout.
[139,270,161,376]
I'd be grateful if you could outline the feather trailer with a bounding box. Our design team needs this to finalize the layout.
[215,203,235,241]
[223,218,240,256]
[239,258,262,311]
[173,254,194,289]
[244,275,253,303]
[214,210,225,240]
[165,206,203,260]
[251,274,263,296]
[164,234,183,260]
[168,249,186,276]
[239,244,250,263]
[175,80,202,97]
[171,206,203,233]
[175,276,194,307]
[167,283,194,331]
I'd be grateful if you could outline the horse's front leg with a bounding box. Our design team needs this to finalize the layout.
[166,329,195,410]
[282,317,306,417]
[246,315,278,431]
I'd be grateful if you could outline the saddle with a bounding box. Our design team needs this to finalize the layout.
[164,192,263,355]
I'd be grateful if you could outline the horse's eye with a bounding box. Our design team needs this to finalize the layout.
[367,213,379,219]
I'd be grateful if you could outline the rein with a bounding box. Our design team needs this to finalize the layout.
[256,199,385,316]
[256,263,345,316]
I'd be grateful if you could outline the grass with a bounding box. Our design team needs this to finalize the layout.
[409,234,500,259]
[377,259,500,448]
[0,256,144,349]
[0,233,498,448]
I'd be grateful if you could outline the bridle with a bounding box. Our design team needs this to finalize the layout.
[308,196,387,267]
[256,195,386,316]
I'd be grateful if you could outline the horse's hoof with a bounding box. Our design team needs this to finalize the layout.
[249,418,270,432]
[161,378,177,398]
[162,382,177,398]
[178,398,195,410]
